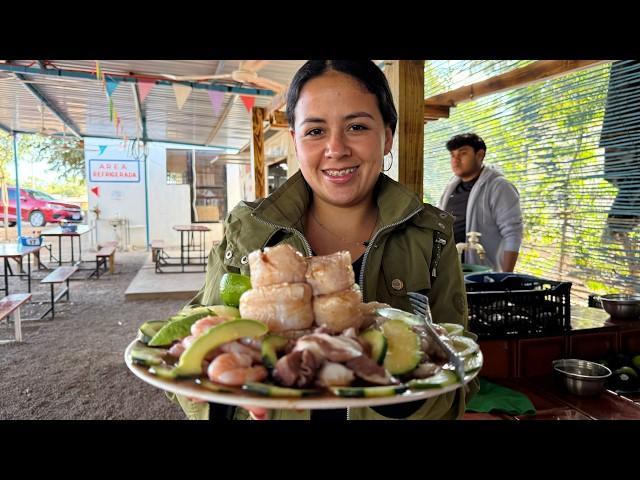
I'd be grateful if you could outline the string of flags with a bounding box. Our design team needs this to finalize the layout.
[93,61,260,151]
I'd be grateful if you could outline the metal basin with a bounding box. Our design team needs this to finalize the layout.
[600,294,640,321]
[553,359,611,397]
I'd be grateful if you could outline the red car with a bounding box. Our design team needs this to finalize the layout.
[0,187,84,227]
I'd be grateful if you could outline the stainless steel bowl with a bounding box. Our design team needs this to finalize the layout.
[599,294,640,321]
[552,359,612,396]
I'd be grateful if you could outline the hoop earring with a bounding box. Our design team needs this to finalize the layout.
[383,151,394,172]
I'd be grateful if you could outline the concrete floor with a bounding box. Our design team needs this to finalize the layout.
[124,253,206,301]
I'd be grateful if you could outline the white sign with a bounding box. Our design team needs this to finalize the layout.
[89,160,140,183]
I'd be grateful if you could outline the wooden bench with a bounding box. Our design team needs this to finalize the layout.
[0,293,31,343]
[151,240,165,262]
[40,266,78,319]
[94,244,116,279]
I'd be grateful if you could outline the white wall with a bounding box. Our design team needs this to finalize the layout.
[85,139,225,249]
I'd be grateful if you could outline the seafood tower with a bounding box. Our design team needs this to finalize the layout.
[239,244,314,332]
[306,251,364,333]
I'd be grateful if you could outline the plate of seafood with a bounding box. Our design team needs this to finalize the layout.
[125,245,482,410]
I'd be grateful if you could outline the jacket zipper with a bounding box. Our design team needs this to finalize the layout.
[358,206,425,302]
[251,213,313,256]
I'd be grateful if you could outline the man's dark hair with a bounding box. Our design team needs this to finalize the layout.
[286,60,397,135]
[446,133,487,153]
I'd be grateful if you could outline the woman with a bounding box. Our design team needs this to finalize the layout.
[171,60,477,420]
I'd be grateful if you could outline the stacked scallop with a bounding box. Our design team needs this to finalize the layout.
[305,251,364,333]
[239,245,364,333]
[238,244,314,332]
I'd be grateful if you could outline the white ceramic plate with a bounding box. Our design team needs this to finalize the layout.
[125,339,481,410]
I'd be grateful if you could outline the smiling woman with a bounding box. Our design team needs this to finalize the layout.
[169,60,478,421]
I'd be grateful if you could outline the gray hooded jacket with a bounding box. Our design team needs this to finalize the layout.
[438,164,523,271]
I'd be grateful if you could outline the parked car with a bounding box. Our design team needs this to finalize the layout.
[0,187,84,227]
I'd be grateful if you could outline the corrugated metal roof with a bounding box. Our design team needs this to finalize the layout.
[0,60,306,149]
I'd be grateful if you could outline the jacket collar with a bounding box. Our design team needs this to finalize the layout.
[252,170,425,230]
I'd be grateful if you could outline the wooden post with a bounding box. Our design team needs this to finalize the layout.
[384,60,425,199]
[251,107,266,199]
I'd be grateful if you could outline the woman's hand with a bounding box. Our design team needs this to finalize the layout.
[242,405,269,420]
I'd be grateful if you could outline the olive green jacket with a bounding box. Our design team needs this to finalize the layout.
[172,171,478,420]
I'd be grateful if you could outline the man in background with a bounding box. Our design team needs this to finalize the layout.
[438,133,523,272]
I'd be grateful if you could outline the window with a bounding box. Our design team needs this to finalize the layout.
[192,150,227,223]
[166,149,192,185]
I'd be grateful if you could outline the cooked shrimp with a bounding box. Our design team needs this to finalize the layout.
[181,335,198,350]
[219,340,262,363]
[313,285,364,333]
[207,352,268,386]
[248,244,308,287]
[240,282,314,332]
[305,251,355,296]
[190,315,230,337]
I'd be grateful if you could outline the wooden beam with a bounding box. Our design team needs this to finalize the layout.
[424,60,610,112]
[251,107,266,199]
[269,110,289,129]
[385,60,424,199]
[424,104,450,121]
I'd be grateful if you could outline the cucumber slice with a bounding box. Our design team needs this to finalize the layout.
[450,335,480,357]
[175,319,268,377]
[242,382,318,397]
[195,378,236,393]
[359,329,388,365]
[330,384,407,398]
[382,320,422,375]
[407,370,458,389]
[439,323,464,336]
[261,335,289,369]
[130,344,169,367]
[464,350,483,374]
[149,365,178,379]
[138,320,168,345]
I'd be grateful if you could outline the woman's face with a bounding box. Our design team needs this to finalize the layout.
[290,70,393,208]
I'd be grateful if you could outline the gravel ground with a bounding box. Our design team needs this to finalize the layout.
[0,246,190,419]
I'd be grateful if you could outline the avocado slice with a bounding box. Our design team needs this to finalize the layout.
[174,319,268,377]
[148,310,215,347]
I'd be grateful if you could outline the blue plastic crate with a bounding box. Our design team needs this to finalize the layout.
[20,236,43,247]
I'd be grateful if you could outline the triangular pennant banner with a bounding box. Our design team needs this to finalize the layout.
[91,186,100,197]
[105,77,121,97]
[98,145,108,156]
[137,80,155,104]
[172,83,192,110]
[240,95,255,112]
[207,90,225,116]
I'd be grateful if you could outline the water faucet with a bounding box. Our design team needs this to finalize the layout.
[456,231,486,261]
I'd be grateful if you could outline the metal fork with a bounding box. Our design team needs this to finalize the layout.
[407,291,466,381]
